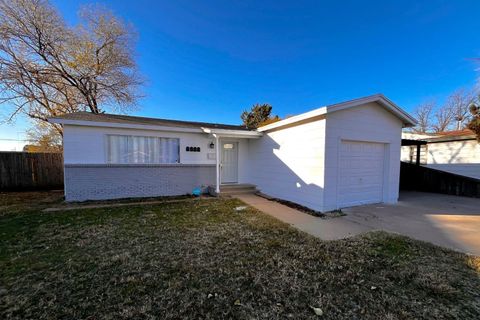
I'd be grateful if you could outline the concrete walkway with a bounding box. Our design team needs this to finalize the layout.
[342,192,480,255]
[236,194,371,240]
[236,192,480,255]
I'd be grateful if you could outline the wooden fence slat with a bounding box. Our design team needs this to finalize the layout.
[0,152,63,190]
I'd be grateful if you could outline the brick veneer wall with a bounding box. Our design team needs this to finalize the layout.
[64,164,215,201]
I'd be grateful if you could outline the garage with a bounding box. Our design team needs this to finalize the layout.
[250,94,416,212]
[337,140,386,208]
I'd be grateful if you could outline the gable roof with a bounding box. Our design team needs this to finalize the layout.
[50,111,250,131]
[257,94,417,132]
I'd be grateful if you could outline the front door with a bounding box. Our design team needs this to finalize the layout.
[221,142,238,183]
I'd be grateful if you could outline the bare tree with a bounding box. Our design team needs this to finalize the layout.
[412,101,434,133]
[432,103,454,133]
[0,0,143,135]
[444,88,475,130]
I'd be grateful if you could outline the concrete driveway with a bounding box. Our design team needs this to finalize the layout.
[342,192,480,255]
[237,192,480,256]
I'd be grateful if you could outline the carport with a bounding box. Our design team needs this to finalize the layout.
[401,138,427,165]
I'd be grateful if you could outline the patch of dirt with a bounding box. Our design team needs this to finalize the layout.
[0,191,64,216]
[0,191,207,216]
[256,194,325,217]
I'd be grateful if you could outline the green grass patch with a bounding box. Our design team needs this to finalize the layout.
[371,235,413,261]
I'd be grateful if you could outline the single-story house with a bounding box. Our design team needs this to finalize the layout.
[401,129,480,179]
[50,94,416,211]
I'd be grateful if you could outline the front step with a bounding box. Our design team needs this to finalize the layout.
[209,184,258,197]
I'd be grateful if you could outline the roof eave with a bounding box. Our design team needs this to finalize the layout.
[49,118,205,133]
[48,117,259,136]
[202,127,262,138]
[425,135,477,143]
[257,94,417,132]
[326,94,417,127]
[257,107,327,132]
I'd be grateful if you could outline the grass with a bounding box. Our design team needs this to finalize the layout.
[1,192,479,319]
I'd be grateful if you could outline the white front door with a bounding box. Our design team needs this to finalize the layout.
[337,140,386,208]
[221,141,238,183]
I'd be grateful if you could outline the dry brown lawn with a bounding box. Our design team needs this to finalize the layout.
[1,192,479,319]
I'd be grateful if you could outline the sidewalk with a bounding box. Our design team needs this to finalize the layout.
[236,194,371,240]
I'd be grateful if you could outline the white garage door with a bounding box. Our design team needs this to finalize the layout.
[337,140,385,208]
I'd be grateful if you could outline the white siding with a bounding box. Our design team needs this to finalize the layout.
[401,138,480,179]
[247,102,404,212]
[400,145,427,164]
[424,139,480,179]
[426,140,480,164]
[247,118,327,211]
[323,102,403,211]
[63,125,218,165]
[236,139,250,184]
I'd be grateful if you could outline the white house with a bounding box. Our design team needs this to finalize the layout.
[401,129,480,179]
[50,94,416,211]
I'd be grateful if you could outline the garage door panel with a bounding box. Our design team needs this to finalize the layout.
[342,187,383,195]
[339,170,383,178]
[339,177,383,186]
[337,140,385,208]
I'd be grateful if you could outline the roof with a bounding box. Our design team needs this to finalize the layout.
[433,129,474,137]
[257,93,417,132]
[402,129,478,143]
[49,94,416,135]
[50,111,250,131]
[426,129,477,143]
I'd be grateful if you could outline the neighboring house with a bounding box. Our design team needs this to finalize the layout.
[401,129,480,179]
[49,94,416,211]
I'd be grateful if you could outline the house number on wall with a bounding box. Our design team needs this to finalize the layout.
[186,146,201,152]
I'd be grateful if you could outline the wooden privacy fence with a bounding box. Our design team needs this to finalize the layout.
[400,161,480,198]
[0,152,63,190]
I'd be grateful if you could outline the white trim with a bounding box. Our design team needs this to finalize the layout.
[201,127,262,138]
[49,119,203,133]
[257,107,327,132]
[258,94,417,132]
[382,143,390,203]
[327,95,416,126]
[215,135,220,193]
[48,118,263,138]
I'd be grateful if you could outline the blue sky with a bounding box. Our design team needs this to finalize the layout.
[1,0,479,149]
